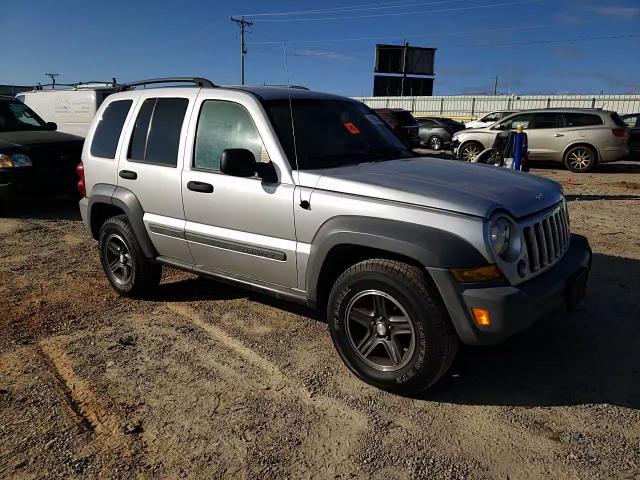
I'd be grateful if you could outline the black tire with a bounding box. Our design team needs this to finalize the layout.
[98,215,161,298]
[458,141,483,161]
[564,145,597,173]
[428,135,444,151]
[327,259,458,394]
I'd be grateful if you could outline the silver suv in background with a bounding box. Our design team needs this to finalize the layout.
[452,109,630,172]
[78,78,591,393]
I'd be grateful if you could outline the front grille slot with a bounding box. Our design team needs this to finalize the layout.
[521,204,570,276]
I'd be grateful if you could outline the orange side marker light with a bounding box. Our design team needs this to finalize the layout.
[472,308,491,327]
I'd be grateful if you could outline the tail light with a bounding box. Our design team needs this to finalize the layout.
[612,128,627,138]
[76,162,86,197]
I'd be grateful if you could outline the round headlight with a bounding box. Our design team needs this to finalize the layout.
[490,217,511,256]
[489,215,522,261]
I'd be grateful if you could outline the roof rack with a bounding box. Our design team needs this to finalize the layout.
[261,84,309,90]
[116,77,216,92]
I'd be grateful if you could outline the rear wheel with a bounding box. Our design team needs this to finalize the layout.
[99,215,161,298]
[327,259,458,393]
[564,145,597,173]
[458,141,483,161]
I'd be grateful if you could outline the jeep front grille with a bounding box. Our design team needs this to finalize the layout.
[522,204,570,274]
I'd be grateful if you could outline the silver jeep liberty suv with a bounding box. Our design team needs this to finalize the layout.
[78,77,591,393]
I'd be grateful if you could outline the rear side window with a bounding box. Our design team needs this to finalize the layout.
[612,113,630,128]
[127,97,188,167]
[564,113,603,127]
[531,112,563,129]
[396,111,418,126]
[91,100,132,159]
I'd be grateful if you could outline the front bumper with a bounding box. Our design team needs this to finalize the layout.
[428,234,592,346]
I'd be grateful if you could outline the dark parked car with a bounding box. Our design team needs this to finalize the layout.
[0,96,83,196]
[373,108,420,148]
[416,117,465,150]
[621,113,640,159]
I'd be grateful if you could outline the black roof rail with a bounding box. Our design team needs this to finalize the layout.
[116,77,216,92]
[262,84,310,90]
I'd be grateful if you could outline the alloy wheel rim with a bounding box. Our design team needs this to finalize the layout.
[430,137,442,150]
[345,290,416,372]
[462,144,480,161]
[568,149,592,170]
[104,234,133,285]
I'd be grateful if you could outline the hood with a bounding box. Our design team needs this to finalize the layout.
[0,130,84,150]
[298,157,562,219]
[457,126,495,135]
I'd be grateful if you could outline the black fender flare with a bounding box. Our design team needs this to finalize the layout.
[87,183,157,258]
[305,215,488,301]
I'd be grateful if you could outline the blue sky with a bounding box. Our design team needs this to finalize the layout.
[3,0,639,96]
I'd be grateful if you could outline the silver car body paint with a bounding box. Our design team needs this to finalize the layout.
[83,86,566,295]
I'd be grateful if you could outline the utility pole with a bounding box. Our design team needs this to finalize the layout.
[401,40,409,97]
[45,72,59,89]
[493,75,498,96]
[231,16,253,85]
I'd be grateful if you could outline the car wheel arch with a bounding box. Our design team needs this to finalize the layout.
[563,142,600,162]
[305,216,488,305]
[87,184,157,258]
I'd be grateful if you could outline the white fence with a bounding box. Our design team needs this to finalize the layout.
[353,95,640,120]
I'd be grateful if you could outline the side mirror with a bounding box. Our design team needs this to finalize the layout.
[220,148,256,177]
[46,122,57,131]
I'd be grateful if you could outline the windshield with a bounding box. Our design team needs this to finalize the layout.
[264,99,413,170]
[0,101,48,132]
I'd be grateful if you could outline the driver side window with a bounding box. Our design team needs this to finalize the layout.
[483,113,498,122]
[194,100,268,172]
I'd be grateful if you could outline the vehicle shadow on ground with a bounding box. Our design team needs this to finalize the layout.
[0,193,81,221]
[154,276,321,320]
[531,161,640,174]
[566,194,640,202]
[423,253,640,409]
[156,254,640,409]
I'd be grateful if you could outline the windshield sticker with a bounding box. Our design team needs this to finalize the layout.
[365,114,385,126]
[344,122,360,134]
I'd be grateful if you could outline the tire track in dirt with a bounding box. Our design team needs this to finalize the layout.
[166,303,369,477]
[36,339,139,456]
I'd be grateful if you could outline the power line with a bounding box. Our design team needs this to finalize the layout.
[459,33,640,48]
[249,33,640,61]
[246,20,597,45]
[249,0,540,22]
[237,0,465,17]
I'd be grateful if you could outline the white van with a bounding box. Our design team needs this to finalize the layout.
[16,83,115,137]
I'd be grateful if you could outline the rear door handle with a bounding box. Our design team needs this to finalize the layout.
[187,181,214,193]
[119,170,137,180]
[554,133,564,137]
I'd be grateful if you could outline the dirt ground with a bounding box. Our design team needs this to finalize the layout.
[1,161,639,479]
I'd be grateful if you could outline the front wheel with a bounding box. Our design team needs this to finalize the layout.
[327,259,458,394]
[458,141,483,161]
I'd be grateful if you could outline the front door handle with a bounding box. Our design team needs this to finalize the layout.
[119,170,137,180]
[187,181,214,193]
[554,133,564,137]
